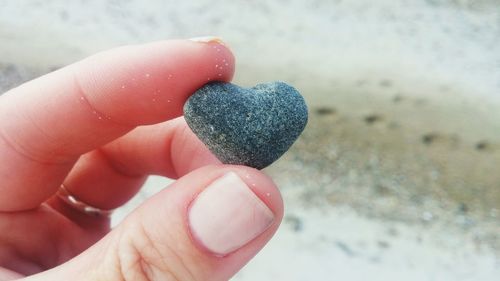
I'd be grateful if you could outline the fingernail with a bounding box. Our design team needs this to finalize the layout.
[188,172,274,256]
[188,36,226,46]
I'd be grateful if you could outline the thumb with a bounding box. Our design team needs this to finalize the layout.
[25,165,283,281]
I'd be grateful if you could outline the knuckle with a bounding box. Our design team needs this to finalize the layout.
[0,114,67,165]
[114,221,199,281]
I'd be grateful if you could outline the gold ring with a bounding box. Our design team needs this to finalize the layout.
[56,184,113,217]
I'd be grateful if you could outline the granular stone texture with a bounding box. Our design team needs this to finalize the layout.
[184,81,308,169]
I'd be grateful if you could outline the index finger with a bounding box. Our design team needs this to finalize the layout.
[0,38,234,211]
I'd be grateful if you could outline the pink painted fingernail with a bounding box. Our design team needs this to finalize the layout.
[188,172,274,256]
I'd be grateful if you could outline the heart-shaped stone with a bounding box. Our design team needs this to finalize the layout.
[184,81,308,169]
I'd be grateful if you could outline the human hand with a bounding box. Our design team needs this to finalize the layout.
[0,39,283,280]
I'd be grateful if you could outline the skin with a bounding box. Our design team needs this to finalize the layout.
[0,40,283,280]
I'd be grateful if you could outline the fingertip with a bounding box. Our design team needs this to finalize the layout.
[173,165,283,223]
[73,39,236,125]
[230,166,284,222]
[180,165,283,280]
[141,165,283,279]
[175,37,236,82]
[170,118,222,177]
[186,37,236,82]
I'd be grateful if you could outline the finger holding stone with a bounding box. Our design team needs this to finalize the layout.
[100,117,221,179]
[25,166,283,281]
[49,117,220,217]
[0,39,234,211]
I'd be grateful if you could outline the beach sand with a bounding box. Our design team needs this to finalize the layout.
[1,1,499,279]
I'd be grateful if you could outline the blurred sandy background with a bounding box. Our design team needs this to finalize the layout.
[1,0,499,280]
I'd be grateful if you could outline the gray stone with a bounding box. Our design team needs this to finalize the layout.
[184,81,308,169]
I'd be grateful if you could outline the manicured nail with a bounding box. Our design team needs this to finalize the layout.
[188,36,226,45]
[188,172,274,256]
